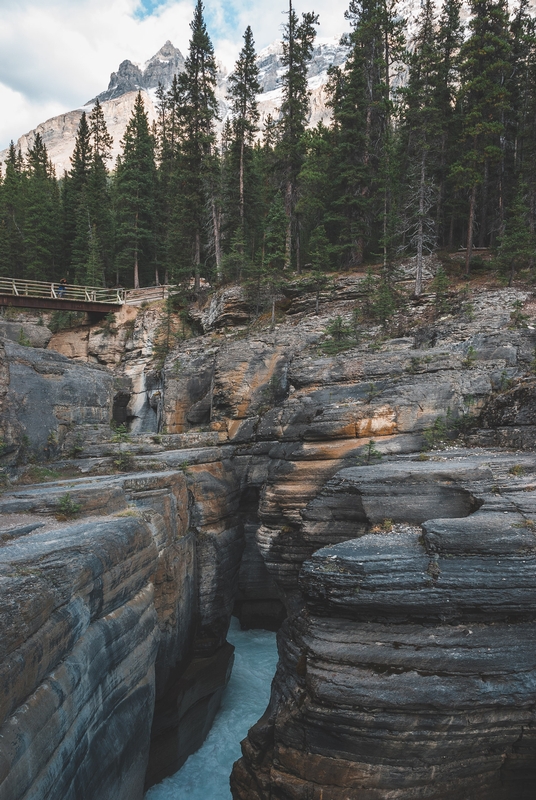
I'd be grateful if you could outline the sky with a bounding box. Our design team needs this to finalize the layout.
[0,0,351,151]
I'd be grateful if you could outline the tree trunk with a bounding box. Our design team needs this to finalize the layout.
[383,29,390,273]
[212,199,222,279]
[509,259,515,287]
[134,248,139,289]
[134,211,140,289]
[239,138,245,225]
[296,215,301,274]
[530,187,535,271]
[414,151,426,298]
[285,179,293,270]
[465,184,477,276]
[383,183,388,271]
[436,132,447,246]
[478,159,488,248]
[134,205,140,289]
[195,230,201,291]
[448,205,455,250]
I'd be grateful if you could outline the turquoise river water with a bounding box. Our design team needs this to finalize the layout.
[145,618,278,800]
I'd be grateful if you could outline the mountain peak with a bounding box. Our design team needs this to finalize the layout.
[88,41,185,105]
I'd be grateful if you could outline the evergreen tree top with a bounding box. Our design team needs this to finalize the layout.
[89,99,113,163]
[280,1,319,143]
[228,25,261,140]
[69,111,91,188]
[458,0,511,142]
[120,92,154,154]
[181,0,218,128]
[27,133,55,179]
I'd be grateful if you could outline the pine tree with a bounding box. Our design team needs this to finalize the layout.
[223,226,250,282]
[227,26,261,233]
[87,100,114,284]
[327,0,405,268]
[397,0,441,296]
[263,192,288,326]
[85,224,103,286]
[24,134,62,281]
[451,0,511,274]
[433,0,463,247]
[0,143,26,277]
[508,1,536,249]
[114,92,157,288]
[279,0,319,272]
[67,112,92,283]
[497,182,535,285]
[165,0,219,288]
[296,124,334,269]
[308,224,332,313]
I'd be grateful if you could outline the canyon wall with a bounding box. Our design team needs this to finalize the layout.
[0,334,244,795]
[1,278,536,798]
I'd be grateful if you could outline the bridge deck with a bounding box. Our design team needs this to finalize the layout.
[0,278,125,314]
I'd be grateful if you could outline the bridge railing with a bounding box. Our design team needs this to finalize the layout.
[124,285,177,304]
[0,278,125,305]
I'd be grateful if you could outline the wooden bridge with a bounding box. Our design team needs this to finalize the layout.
[0,278,126,314]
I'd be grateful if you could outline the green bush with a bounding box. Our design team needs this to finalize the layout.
[17,328,31,347]
[49,311,86,333]
[114,451,134,471]
[422,416,449,450]
[24,466,60,483]
[432,268,449,314]
[509,464,524,477]
[365,382,381,403]
[462,346,477,368]
[111,423,131,444]
[356,439,383,465]
[57,494,81,518]
[510,300,529,329]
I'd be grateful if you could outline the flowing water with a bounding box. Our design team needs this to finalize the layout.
[145,618,278,800]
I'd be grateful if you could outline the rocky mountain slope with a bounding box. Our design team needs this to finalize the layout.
[1,267,536,798]
[90,41,186,104]
[0,36,348,175]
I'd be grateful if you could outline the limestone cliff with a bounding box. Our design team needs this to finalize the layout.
[1,273,536,799]
[158,279,536,799]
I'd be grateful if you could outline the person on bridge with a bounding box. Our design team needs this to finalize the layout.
[57,278,67,298]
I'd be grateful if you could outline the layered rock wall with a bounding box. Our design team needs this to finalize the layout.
[2,282,536,799]
[232,455,536,799]
[1,338,113,464]
[0,512,160,800]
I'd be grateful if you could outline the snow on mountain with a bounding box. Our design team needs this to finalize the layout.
[0,35,350,174]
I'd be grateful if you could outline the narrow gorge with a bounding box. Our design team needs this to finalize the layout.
[0,270,535,799]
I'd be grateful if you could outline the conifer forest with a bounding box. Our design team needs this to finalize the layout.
[1,0,536,302]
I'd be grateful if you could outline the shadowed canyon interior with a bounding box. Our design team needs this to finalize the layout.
[0,281,535,799]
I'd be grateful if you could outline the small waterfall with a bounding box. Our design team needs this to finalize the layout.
[125,368,162,434]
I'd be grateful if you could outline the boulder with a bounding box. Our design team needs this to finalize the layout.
[0,320,53,348]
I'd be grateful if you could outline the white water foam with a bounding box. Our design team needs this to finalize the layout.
[145,618,278,800]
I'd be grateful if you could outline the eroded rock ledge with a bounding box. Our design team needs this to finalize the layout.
[2,283,536,799]
[231,454,536,799]
[0,465,238,799]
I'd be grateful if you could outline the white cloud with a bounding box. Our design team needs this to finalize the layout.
[207,0,350,65]
[0,0,351,150]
